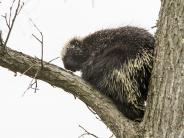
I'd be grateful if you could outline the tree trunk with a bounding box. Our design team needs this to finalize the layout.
[143,0,184,137]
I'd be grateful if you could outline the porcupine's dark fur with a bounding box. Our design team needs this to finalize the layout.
[61,26,155,121]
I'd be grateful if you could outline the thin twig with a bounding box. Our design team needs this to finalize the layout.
[40,33,44,68]
[9,0,16,26]
[109,134,114,138]
[0,30,3,45]
[18,2,24,14]
[48,57,60,63]
[22,68,40,96]
[2,14,10,29]
[4,0,24,48]
[78,125,99,138]
[20,64,35,76]
[151,25,157,29]
[33,79,38,93]
[86,105,101,120]
[32,34,42,43]
[86,105,97,114]
[30,18,44,69]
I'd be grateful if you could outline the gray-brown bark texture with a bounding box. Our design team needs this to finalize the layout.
[0,0,184,137]
[143,0,184,137]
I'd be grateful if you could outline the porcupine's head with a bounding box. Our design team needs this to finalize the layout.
[61,38,89,71]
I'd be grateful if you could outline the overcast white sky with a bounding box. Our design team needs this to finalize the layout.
[0,0,160,138]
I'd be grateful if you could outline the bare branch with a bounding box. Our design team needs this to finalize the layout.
[17,2,24,14]
[32,34,42,44]
[0,30,3,45]
[86,105,97,115]
[0,46,140,138]
[9,0,16,26]
[109,134,114,138]
[3,0,24,48]
[151,25,157,29]
[22,68,40,96]
[2,14,10,29]
[30,18,44,69]
[79,125,99,138]
[21,64,36,76]
[48,57,60,63]
[29,18,42,34]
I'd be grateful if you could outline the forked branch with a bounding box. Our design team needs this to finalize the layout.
[1,0,24,48]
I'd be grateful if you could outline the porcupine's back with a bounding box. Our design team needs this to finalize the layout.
[81,26,155,121]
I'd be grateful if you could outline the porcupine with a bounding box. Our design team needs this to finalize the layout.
[61,26,155,121]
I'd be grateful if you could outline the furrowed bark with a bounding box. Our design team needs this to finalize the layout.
[143,0,184,137]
